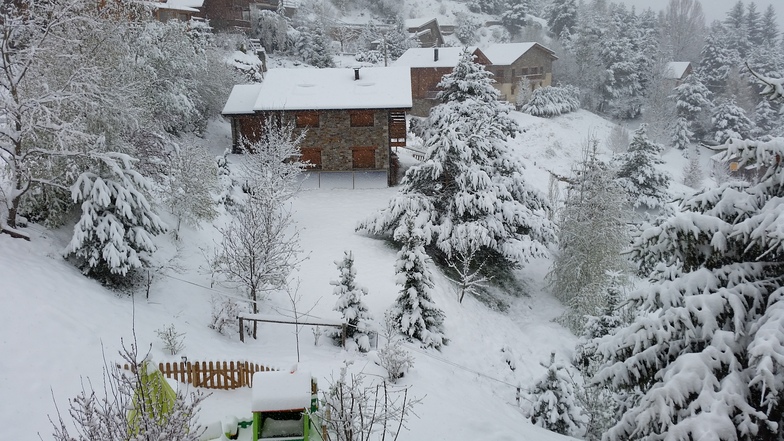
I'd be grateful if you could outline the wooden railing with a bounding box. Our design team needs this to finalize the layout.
[123,361,277,390]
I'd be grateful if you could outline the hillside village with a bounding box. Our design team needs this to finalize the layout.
[2,0,784,440]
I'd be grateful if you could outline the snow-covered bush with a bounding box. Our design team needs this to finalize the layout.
[156,323,185,355]
[376,318,415,382]
[162,143,218,239]
[520,85,581,117]
[525,353,587,437]
[331,251,374,352]
[209,294,243,335]
[354,50,383,64]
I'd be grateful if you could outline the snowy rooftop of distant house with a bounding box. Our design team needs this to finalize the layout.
[664,62,692,79]
[252,371,312,412]
[142,0,203,12]
[394,46,480,68]
[222,84,264,115]
[405,18,437,29]
[481,42,557,65]
[223,67,412,113]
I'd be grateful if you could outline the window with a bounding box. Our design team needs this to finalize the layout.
[350,110,374,127]
[495,69,505,79]
[352,146,376,169]
[295,111,319,128]
[521,67,530,76]
[511,68,516,78]
[300,148,322,169]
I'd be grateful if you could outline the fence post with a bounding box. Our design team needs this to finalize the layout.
[341,324,347,348]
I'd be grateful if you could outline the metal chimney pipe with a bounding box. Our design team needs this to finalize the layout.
[354,68,360,80]
[434,47,439,62]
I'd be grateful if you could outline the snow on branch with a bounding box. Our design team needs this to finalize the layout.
[746,62,784,102]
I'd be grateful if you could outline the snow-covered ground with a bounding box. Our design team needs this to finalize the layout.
[0,109,712,441]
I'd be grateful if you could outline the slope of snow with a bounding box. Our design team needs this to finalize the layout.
[0,108,709,441]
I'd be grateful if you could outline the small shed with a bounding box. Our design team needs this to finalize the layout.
[251,370,319,441]
[664,62,693,85]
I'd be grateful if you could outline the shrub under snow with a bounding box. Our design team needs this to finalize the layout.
[520,85,581,117]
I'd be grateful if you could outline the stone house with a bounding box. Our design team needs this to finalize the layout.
[198,0,296,31]
[482,42,558,104]
[393,46,491,116]
[222,67,412,188]
[405,18,444,48]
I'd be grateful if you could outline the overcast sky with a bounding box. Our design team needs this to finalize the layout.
[616,0,784,28]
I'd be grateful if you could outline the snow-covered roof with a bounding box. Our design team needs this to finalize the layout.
[240,67,411,111]
[252,371,312,412]
[405,18,437,29]
[482,42,557,65]
[142,0,202,12]
[394,47,479,68]
[664,62,692,79]
[222,83,264,115]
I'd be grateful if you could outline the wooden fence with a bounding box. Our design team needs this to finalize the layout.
[123,361,277,390]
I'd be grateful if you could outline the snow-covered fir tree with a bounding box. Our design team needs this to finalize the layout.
[671,116,693,150]
[525,352,587,437]
[681,147,704,189]
[547,0,577,38]
[549,142,630,333]
[65,154,167,284]
[294,24,335,68]
[698,22,736,94]
[595,127,784,438]
[389,219,445,349]
[614,125,672,209]
[358,50,556,277]
[332,251,374,352]
[712,97,752,144]
[672,73,713,141]
[752,98,778,139]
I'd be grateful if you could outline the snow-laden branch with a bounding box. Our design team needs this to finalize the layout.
[746,62,784,101]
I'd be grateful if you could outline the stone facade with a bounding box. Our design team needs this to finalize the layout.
[230,108,402,174]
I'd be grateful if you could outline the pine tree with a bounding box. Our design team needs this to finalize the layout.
[752,98,778,139]
[332,251,373,352]
[547,0,578,38]
[595,136,784,440]
[65,154,167,285]
[389,219,445,349]
[526,352,587,437]
[681,147,704,189]
[698,22,735,94]
[712,98,752,144]
[672,73,713,140]
[761,4,780,47]
[358,51,556,276]
[671,116,693,150]
[549,143,630,333]
[746,2,763,47]
[614,125,672,209]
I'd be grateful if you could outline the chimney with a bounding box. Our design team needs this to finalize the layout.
[434,47,439,62]
[354,68,360,80]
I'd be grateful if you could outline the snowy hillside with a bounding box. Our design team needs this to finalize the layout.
[0,107,713,441]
